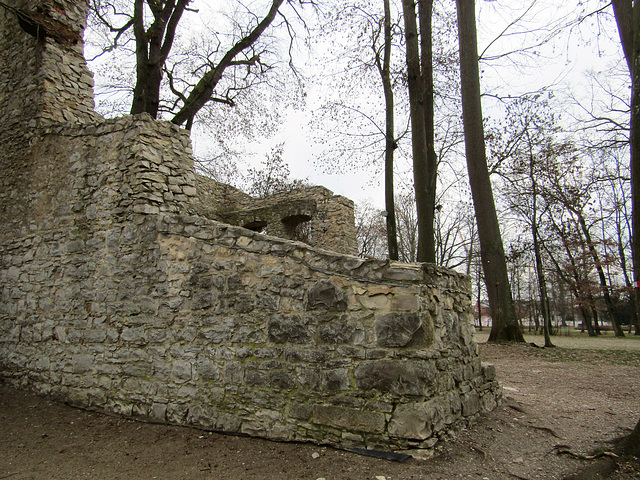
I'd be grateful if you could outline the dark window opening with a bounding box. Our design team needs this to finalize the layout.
[282,215,312,243]
[243,220,267,233]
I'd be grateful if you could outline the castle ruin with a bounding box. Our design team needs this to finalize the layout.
[0,0,501,454]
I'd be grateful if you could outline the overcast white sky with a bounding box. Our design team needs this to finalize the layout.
[88,0,627,209]
[190,0,626,209]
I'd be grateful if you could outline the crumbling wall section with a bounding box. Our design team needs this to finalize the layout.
[195,177,358,255]
[0,0,97,130]
[195,175,253,215]
[0,115,501,453]
[0,0,501,454]
[0,135,500,452]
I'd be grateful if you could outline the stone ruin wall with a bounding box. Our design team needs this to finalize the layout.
[196,176,358,255]
[0,0,501,454]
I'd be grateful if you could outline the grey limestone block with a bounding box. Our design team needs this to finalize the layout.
[375,312,422,347]
[306,280,347,312]
[355,359,437,397]
[267,315,311,344]
[312,405,386,434]
[388,400,445,440]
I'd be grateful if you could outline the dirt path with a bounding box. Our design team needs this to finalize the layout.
[1,332,639,480]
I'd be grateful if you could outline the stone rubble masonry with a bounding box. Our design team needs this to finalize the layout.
[195,176,358,256]
[0,0,501,454]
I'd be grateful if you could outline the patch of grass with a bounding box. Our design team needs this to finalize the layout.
[527,346,640,367]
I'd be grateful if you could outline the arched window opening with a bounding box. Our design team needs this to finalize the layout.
[282,214,312,244]
[243,220,267,233]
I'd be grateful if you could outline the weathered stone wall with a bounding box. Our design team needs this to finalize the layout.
[0,0,100,238]
[0,149,500,450]
[0,0,98,130]
[0,0,501,454]
[196,177,358,255]
[195,175,253,214]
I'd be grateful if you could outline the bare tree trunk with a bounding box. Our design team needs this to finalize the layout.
[580,306,596,337]
[131,0,188,118]
[621,416,640,456]
[476,265,483,331]
[631,0,640,339]
[576,216,625,336]
[131,0,148,115]
[377,0,399,260]
[527,138,554,346]
[614,0,640,337]
[608,3,640,438]
[418,0,438,263]
[614,186,640,334]
[593,307,602,335]
[455,0,524,342]
[533,220,554,346]
[401,0,436,263]
[613,0,633,73]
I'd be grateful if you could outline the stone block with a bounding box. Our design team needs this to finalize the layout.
[151,403,167,421]
[122,362,152,378]
[216,413,242,432]
[481,362,496,381]
[313,405,386,434]
[356,293,391,311]
[270,371,296,390]
[375,312,422,347]
[196,359,220,381]
[171,360,192,381]
[199,326,231,344]
[318,320,364,345]
[245,369,268,386]
[72,354,93,373]
[84,329,107,343]
[321,368,350,391]
[290,403,312,420]
[391,294,419,311]
[480,391,498,413]
[267,315,310,344]
[233,294,254,313]
[306,280,347,312]
[355,360,436,396]
[121,326,146,343]
[225,362,243,384]
[389,399,446,441]
[461,391,480,417]
[388,402,432,440]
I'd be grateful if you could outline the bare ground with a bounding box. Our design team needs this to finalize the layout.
[1,331,639,480]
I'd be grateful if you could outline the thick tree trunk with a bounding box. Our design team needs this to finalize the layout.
[614,0,640,337]
[615,200,640,334]
[614,0,634,73]
[130,0,148,115]
[456,0,524,342]
[401,0,435,263]
[418,0,437,263]
[613,1,640,439]
[631,1,640,338]
[593,308,602,335]
[580,306,597,337]
[130,0,187,118]
[621,417,640,456]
